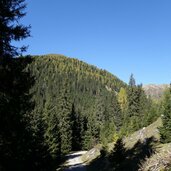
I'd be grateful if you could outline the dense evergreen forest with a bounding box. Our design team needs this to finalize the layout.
[26,55,160,153]
[0,54,162,170]
[1,0,171,170]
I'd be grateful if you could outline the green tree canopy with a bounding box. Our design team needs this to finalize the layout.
[160,84,171,143]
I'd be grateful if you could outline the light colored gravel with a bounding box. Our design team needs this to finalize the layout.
[64,151,87,171]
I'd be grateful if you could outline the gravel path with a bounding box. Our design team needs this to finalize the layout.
[64,151,87,171]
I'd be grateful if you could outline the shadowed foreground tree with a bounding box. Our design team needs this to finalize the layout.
[0,0,30,58]
[0,58,55,171]
[0,1,55,170]
[108,139,126,169]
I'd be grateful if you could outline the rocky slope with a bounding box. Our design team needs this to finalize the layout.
[143,84,169,99]
[78,118,171,171]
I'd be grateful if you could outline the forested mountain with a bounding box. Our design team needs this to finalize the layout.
[1,1,171,170]
[0,54,161,170]
[27,54,126,152]
[26,55,157,154]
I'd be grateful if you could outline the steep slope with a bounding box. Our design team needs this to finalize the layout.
[30,54,126,92]
[80,118,170,171]
[25,54,127,156]
[140,143,171,171]
[0,55,161,171]
[81,118,162,164]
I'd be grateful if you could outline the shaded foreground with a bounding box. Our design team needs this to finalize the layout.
[87,137,156,171]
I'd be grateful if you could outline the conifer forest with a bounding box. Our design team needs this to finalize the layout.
[0,0,171,171]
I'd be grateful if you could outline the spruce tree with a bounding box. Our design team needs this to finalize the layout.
[43,99,61,159]
[83,125,94,150]
[126,75,144,132]
[109,139,126,170]
[57,83,72,155]
[129,73,136,87]
[0,2,32,168]
[0,0,30,58]
[70,104,82,151]
[160,85,171,143]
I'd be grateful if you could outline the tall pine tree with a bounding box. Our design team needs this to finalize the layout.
[160,84,171,143]
[0,0,30,58]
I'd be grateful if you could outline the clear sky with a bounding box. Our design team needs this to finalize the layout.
[17,0,171,84]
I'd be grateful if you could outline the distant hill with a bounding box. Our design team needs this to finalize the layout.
[25,54,128,154]
[143,84,169,99]
[31,54,126,92]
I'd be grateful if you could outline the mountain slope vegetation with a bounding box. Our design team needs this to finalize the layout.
[27,54,127,153]
[84,118,170,171]
[26,54,160,159]
[0,54,162,170]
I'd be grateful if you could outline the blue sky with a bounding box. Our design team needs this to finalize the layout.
[17,0,171,84]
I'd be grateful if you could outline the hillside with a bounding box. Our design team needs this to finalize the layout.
[71,118,170,171]
[143,84,169,99]
[81,118,162,162]
[0,55,158,171]
[31,54,126,92]
[0,55,128,171]
[26,54,128,153]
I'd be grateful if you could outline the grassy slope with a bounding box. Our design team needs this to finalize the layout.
[123,117,162,149]
[82,118,162,162]
[81,117,171,171]
[124,118,171,170]
[140,143,171,171]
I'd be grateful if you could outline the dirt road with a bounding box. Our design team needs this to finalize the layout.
[64,151,87,171]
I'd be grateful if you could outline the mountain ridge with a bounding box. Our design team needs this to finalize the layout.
[143,84,169,99]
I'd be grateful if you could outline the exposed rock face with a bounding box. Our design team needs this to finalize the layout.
[143,84,169,99]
